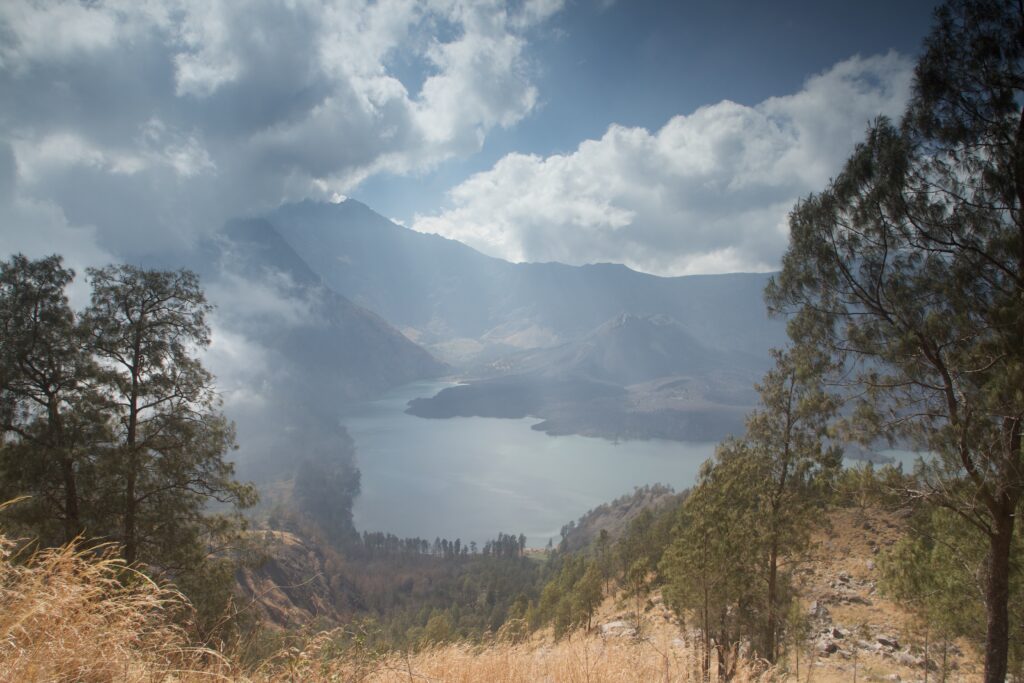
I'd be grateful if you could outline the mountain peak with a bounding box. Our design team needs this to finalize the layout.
[600,312,676,333]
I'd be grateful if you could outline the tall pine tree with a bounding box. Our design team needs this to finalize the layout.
[83,264,255,571]
[767,2,1024,678]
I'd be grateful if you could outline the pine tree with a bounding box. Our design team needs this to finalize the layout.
[83,264,256,570]
[661,346,839,664]
[744,346,841,662]
[0,255,101,543]
[572,561,604,631]
[767,3,1024,677]
[661,448,763,677]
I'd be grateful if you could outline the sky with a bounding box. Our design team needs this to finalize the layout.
[0,0,941,279]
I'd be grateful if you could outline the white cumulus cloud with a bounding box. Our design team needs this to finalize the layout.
[412,52,914,276]
[0,0,563,261]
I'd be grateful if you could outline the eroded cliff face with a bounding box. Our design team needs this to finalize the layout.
[235,530,363,629]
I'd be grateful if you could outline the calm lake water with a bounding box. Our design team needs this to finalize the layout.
[345,380,716,547]
[345,381,924,548]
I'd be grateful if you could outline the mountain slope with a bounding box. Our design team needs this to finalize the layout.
[406,311,758,442]
[265,200,786,364]
[218,199,785,442]
[143,218,448,496]
[484,312,763,386]
[209,218,447,404]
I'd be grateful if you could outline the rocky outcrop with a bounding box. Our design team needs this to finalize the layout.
[797,508,977,679]
[235,530,363,629]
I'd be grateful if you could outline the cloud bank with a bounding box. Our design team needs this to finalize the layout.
[0,0,562,260]
[413,52,914,276]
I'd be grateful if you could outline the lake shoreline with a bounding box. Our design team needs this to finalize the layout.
[345,380,716,547]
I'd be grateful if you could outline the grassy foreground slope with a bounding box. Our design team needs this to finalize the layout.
[0,523,768,682]
[0,504,985,682]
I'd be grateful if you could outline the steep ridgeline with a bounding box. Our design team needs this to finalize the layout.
[141,219,446,499]
[264,200,787,366]
[211,218,447,404]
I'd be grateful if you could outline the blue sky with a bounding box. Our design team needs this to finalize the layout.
[358,0,940,233]
[0,0,940,276]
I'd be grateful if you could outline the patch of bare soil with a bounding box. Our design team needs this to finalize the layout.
[792,507,981,682]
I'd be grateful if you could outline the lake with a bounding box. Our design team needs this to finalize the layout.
[345,381,923,548]
[345,380,716,547]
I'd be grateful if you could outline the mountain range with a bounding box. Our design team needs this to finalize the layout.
[264,200,786,366]
[144,198,788,462]
[243,199,785,442]
[125,197,793,551]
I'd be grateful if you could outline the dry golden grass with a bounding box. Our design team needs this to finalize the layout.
[260,628,769,683]
[0,527,230,682]
[0,517,773,682]
[12,504,978,682]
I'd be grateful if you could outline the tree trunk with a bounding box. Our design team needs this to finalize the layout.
[635,588,643,637]
[766,542,778,662]
[123,416,138,564]
[123,331,142,566]
[48,395,81,543]
[924,625,929,683]
[718,610,730,681]
[60,456,80,542]
[766,442,790,665]
[982,508,1014,683]
[702,592,711,682]
[124,455,136,564]
[941,635,948,683]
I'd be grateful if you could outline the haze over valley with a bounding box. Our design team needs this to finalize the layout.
[0,0,928,542]
[171,197,790,540]
[225,199,785,449]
